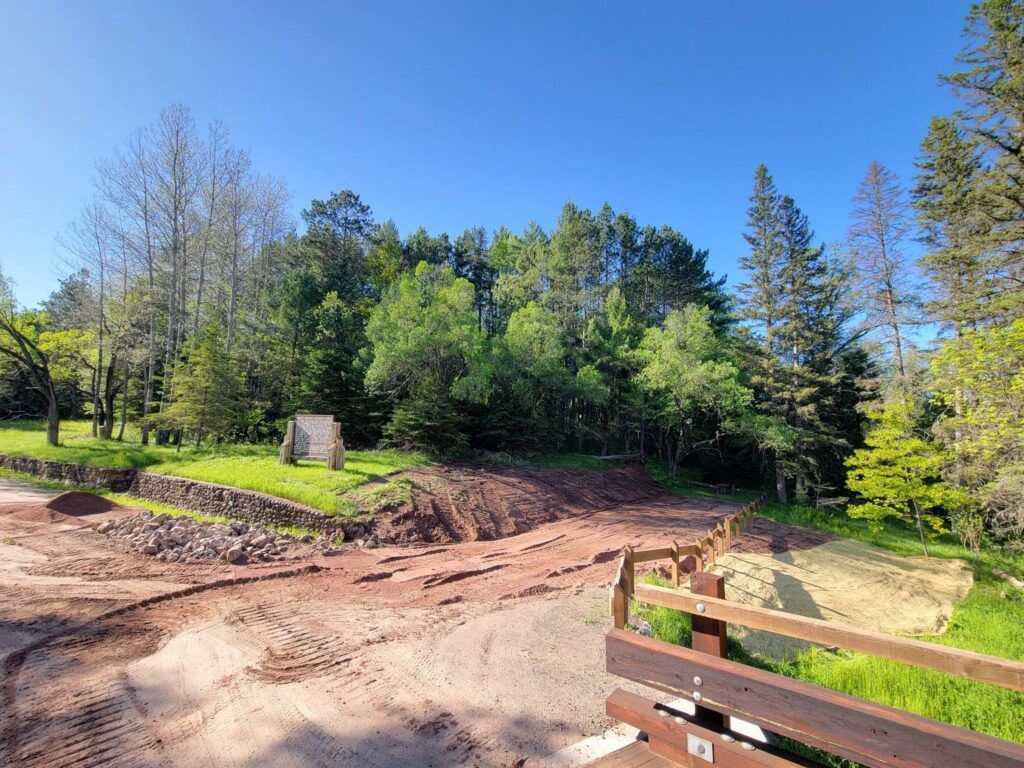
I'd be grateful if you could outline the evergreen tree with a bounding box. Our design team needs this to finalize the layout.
[155,324,241,447]
[302,190,376,302]
[913,117,991,332]
[737,167,856,502]
[453,226,496,332]
[942,0,1024,320]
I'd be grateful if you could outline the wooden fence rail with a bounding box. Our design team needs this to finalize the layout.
[610,492,769,629]
[594,572,1024,768]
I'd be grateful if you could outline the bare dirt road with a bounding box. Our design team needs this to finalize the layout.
[0,470,827,768]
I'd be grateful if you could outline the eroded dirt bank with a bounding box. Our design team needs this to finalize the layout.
[371,463,665,544]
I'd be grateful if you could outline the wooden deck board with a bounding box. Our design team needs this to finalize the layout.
[587,739,682,767]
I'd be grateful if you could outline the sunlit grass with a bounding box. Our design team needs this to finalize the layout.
[0,466,326,538]
[0,420,427,515]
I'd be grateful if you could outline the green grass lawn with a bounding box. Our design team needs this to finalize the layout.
[0,420,427,515]
[633,502,1024,762]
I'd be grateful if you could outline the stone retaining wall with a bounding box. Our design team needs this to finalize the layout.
[0,455,136,491]
[0,455,364,539]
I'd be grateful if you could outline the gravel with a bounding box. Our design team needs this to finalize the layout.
[97,510,341,565]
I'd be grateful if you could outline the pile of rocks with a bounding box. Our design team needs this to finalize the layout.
[97,511,339,565]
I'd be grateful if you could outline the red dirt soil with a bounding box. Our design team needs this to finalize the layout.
[373,462,665,544]
[0,466,836,767]
[4,491,118,527]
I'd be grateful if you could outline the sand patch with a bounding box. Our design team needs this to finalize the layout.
[711,539,973,659]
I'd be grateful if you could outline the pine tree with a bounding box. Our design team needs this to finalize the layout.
[156,324,241,447]
[913,117,991,332]
[738,167,856,502]
[942,0,1024,320]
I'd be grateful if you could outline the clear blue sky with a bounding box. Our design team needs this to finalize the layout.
[0,0,966,307]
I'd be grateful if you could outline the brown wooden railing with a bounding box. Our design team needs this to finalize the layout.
[610,492,769,629]
[595,572,1024,768]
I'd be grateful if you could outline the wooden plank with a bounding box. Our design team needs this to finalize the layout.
[611,583,626,629]
[606,629,1024,768]
[586,738,681,767]
[633,584,1024,692]
[633,547,674,563]
[607,688,820,767]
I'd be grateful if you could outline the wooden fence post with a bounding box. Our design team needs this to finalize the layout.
[690,572,728,729]
[623,544,635,598]
[611,581,626,629]
[693,538,704,572]
[671,540,680,587]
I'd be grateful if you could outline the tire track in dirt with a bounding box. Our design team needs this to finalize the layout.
[0,565,321,767]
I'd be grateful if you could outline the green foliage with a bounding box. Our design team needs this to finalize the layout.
[153,324,242,446]
[487,301,572,448]
[365,262,492,452]
[932,319,1024,539]
[845,397,966,555]
[638,305,752,474]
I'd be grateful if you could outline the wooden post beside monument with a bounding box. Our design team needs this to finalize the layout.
[279,414,345,470]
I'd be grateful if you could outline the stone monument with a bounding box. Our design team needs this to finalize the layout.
[279,414,345,470]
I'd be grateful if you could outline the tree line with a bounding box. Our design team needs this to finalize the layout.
[2,0,1022,552]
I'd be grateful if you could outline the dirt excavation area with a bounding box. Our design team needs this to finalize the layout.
[712,538,974,659]
[0,467,972,767]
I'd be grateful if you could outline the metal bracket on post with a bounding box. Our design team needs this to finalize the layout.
[687,733,714,763]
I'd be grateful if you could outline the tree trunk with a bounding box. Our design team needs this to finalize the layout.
[46,386,59,446]
[117,362,129,440]
[775,464,787,505]
[912,500,929,557]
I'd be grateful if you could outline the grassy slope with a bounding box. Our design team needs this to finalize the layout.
[0,420,426,515]
[634,500,1024,761]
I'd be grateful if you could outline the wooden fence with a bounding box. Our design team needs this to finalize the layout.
[610,492,769,629]
[595,572,1024,767]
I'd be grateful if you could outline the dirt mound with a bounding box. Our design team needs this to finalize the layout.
[5,491,120,527]
[373,462,663,544]
[47,490,116,516]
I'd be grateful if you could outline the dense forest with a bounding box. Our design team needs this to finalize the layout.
[2,0,1023,552]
